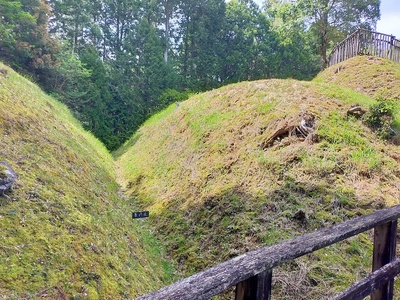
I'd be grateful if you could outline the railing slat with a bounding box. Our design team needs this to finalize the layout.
[328,29,400,66]
[329,257,400,300]
[235,269,272,300]
[371,220,398,300]
[137,205,400,300]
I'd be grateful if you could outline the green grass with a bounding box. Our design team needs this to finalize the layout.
[314,55,400,101]
[0,63,174,299]
[317,111,367,146]
[115,66,400,299]
[4,55,399,299]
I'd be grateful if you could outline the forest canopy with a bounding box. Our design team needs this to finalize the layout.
[0,0,380,149]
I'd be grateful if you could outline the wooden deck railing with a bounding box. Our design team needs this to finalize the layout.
[137,205,400,300]
[329,29,400,67]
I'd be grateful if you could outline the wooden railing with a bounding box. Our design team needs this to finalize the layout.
[329,29,400,67]
[137,205,400,300]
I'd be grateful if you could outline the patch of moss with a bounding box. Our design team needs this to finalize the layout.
[0,62,173,299]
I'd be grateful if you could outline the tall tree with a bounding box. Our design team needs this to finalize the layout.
[79,46,118,148]
[160,0,179,63]
[45,44,91,109]
[298,0,380,67]
[0,0,58,74]
[177,0,226,90]
[0,0,35,64]
[265,0,321,79]
[223,0,273,83]
[49,0,93,52]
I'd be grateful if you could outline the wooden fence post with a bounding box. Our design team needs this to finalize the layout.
[371,220,398,300]
[390,36,394,61]
[235,269,272,300]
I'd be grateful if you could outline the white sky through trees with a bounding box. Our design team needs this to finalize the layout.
[249,0,400,39]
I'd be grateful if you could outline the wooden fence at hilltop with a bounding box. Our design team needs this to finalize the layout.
[137,205,400,300]
[329,29,400,67]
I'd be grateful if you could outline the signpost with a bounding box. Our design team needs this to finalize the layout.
[132,211,149,219]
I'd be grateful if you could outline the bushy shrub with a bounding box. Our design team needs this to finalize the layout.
[363,97,396,139]
[157,89,191,109]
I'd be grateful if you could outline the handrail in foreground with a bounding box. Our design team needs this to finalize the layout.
[138,205,400,300]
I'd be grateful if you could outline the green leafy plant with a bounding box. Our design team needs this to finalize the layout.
[363,97,396,139]
[157,89,191,109]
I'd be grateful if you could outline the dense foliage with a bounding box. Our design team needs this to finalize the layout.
[0,0,380,149]
[363,97,396,139]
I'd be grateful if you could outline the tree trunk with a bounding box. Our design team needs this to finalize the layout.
[164,2,170,63]
[319,12,329,68]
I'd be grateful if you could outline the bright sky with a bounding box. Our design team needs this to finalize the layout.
[250,0,400,39]
[376,0,400,39]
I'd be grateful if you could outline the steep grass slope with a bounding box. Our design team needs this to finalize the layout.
[116,75,400,298]
[315,55,400,100]
[0,63,173,299]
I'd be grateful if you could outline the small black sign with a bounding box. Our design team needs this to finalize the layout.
[132,211,150,219]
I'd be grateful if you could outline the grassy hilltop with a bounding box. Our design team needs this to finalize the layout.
[116,56,400,299]
[315,56,400,100]
[0,63,173,299]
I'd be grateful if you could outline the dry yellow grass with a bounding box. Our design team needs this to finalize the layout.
[118,79,400,210]
[315,55,400,100]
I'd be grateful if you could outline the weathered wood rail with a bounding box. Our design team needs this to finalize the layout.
[329,29,400,67]
[137,205,400,300]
